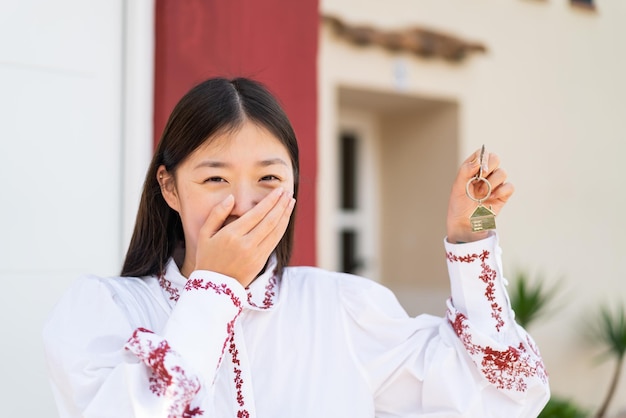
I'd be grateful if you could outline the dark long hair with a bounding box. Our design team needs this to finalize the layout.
[121,77,300,278]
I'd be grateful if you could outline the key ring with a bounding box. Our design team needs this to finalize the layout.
[465,177,492,204]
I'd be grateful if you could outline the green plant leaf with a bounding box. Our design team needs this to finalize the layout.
[509,270,560,329]
[584,303,626,418]
[586,304,626,360]
[538,395,588,418]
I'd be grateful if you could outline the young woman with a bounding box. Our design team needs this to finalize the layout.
[44,77,550,417]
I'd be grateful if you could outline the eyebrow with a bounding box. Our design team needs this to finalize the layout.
[194,158,289,170]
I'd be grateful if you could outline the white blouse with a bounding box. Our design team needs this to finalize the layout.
[43,234,550,417]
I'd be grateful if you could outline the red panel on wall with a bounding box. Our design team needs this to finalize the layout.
[154,0,319,266]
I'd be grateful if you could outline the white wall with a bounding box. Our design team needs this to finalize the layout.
[0,0,152,415]
[320,0,626,414]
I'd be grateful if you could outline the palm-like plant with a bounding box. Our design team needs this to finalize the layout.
[510,272,626,417]
[509,271,560,329]
[509,272,588,417]
[538,396,588,418]
[588,304,626,418]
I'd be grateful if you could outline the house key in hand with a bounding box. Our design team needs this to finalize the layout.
[466,145,496,233]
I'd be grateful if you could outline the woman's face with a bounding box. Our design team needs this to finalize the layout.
[159,121,295,274]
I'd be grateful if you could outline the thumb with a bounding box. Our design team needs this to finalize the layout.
[200,194,235,237]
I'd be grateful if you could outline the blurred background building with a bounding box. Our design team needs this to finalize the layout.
[2,0,625,416]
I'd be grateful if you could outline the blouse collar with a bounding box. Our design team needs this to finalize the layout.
[160,257,281,311]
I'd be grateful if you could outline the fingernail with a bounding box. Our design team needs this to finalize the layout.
[222,194,234,207]
[275,187,284,196]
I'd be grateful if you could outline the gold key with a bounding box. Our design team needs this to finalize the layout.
[466,145,496,233]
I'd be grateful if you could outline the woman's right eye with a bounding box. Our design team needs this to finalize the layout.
[204,177,226,183]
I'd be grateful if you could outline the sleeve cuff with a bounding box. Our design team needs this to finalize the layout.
[444,232,513,334]
[185,269,249,303]
[125,328,201,416]
[162,271,248,382]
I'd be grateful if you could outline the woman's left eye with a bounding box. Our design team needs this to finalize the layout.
[260,175,280,182]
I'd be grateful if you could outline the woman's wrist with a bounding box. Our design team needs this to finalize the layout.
[446,228,489,244]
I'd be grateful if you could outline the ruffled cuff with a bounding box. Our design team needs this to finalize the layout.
[125,328,201,418]
[444,306,549,394]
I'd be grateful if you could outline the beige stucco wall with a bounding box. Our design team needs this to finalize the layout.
[319,0,626,414]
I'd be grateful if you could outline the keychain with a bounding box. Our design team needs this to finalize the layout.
[465,145,496,232]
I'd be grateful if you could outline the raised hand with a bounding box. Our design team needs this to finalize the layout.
[446,148,514,244]
[194,187,296,287]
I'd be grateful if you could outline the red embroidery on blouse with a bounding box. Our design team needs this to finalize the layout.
[526,335,549,381]
[226,334,250,417]
[448,311,548,391]
[229,336,246,407]
[184,279,242,306]
[125,328,203,418]
[159,274,180,302]
[446,250,489,264]
[183,407,203,418]
[446,249,505,332]
[247,274,278,309]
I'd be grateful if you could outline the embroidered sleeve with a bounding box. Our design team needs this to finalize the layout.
[43,272,248,418]
[161,271,247,382]
[446,306,548,392]
[444,234,548,390]
[444,234,510,334]
[125,328,201,418]
[340,233,550,417]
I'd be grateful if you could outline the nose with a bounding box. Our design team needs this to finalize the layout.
[228,185,262,219]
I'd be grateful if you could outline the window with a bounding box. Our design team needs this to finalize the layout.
[340,133,358,211]
[339,132,361,274]
[571,0,596,10]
